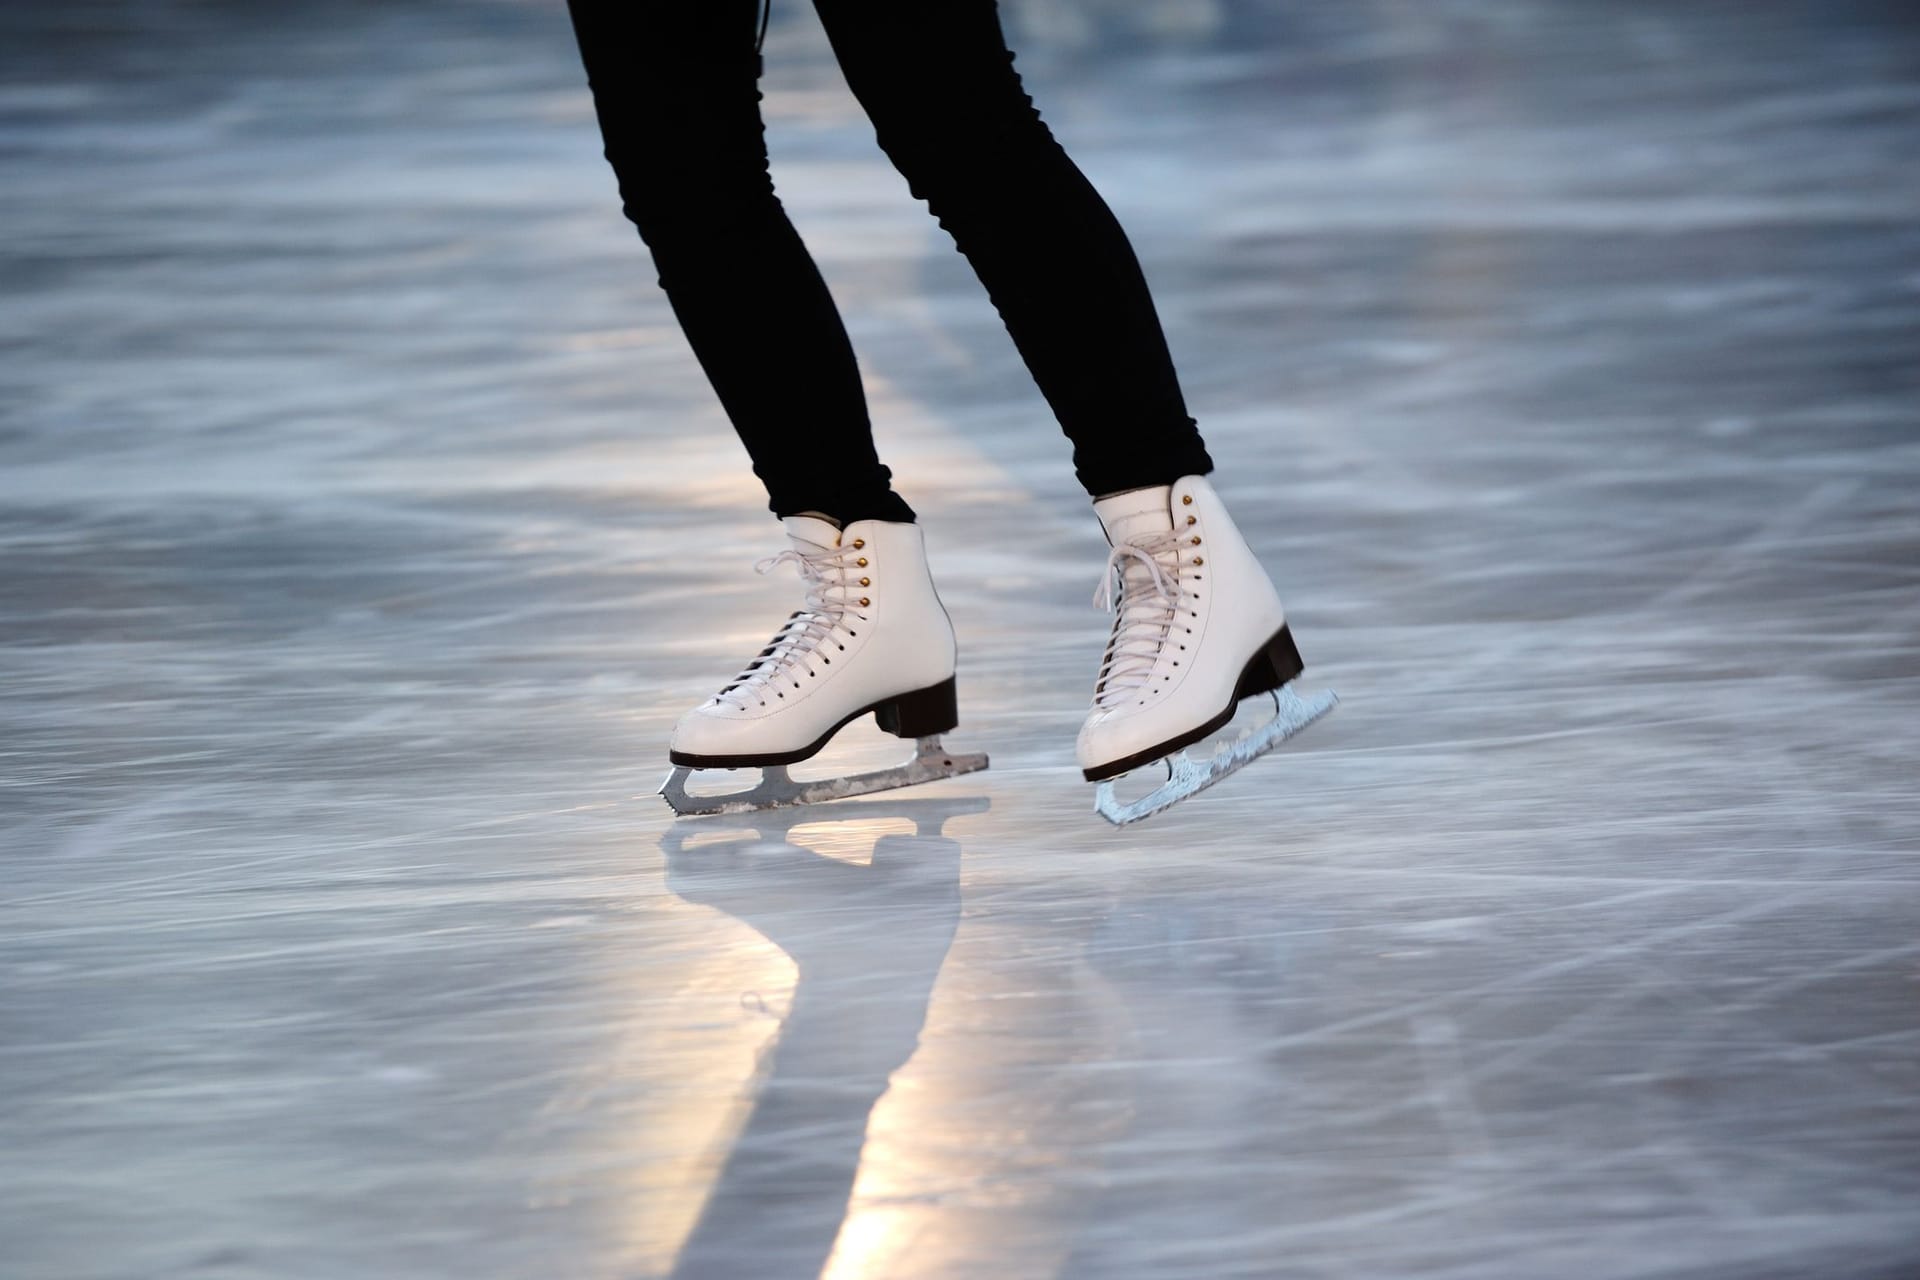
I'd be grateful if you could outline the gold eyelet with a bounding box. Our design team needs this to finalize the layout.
[1190,535,1201,545]
[1181,495,1193,505]
[1185,514,1196,526]
[856,557,867,567]
[1192,556,1204,565]
[859,597,870,607]
[859,576,871,587]
[852,538,865,549]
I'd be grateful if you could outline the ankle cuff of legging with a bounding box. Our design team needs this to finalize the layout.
[773,491,916,525]
[1076,452,1215,501]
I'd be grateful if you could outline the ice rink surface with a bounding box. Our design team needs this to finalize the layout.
[5,1,1919,1276]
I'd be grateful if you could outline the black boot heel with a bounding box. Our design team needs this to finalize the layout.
[1237,625,1305,699]
[873,676,960,738]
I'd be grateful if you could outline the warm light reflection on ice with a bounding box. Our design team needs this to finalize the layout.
[643,800,982,1276]
[820,906,1136,1278]
[601,912,797,1277]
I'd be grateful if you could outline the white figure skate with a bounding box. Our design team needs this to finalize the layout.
[660,515,987,816]
[1079,476,1337,824]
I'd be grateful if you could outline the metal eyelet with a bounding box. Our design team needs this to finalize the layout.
[1185,514,1196,525]
[1192,556,1204,565]
[1190,536,1201,545]
[859,577,870,586]
[859,598,870,607]
[856,557,867,567]
[852,538,865,549]
[1181,495,1193,505]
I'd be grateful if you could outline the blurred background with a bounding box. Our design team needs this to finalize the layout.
[3,2,1918,1277]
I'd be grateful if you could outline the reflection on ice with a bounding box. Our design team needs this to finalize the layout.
[660,799,978,1278]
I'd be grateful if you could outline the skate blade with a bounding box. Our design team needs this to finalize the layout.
[661,734,988,817]
[1093,685,1338,826]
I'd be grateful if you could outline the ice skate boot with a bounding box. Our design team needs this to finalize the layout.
[1078,476,1336,824]
[660,516,987,816]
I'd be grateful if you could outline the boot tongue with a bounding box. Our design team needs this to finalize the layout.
[781,515,842,554]
[1092,486,1174,547]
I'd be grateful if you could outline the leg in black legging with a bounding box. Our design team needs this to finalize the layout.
[814,0,1214,498]
[566,0,914,523]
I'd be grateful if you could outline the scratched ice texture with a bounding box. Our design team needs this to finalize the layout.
[3,1,1919,1277]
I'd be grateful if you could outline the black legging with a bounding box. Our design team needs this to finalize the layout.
[567,0,1214,524]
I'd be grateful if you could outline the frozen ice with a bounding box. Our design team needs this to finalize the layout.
[4,2,1919,1277]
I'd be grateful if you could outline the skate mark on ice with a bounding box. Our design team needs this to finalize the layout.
[1410,1015,1497,1168]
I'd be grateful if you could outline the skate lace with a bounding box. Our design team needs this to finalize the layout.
[1091,531,1190,710]
[711,543,867,711]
